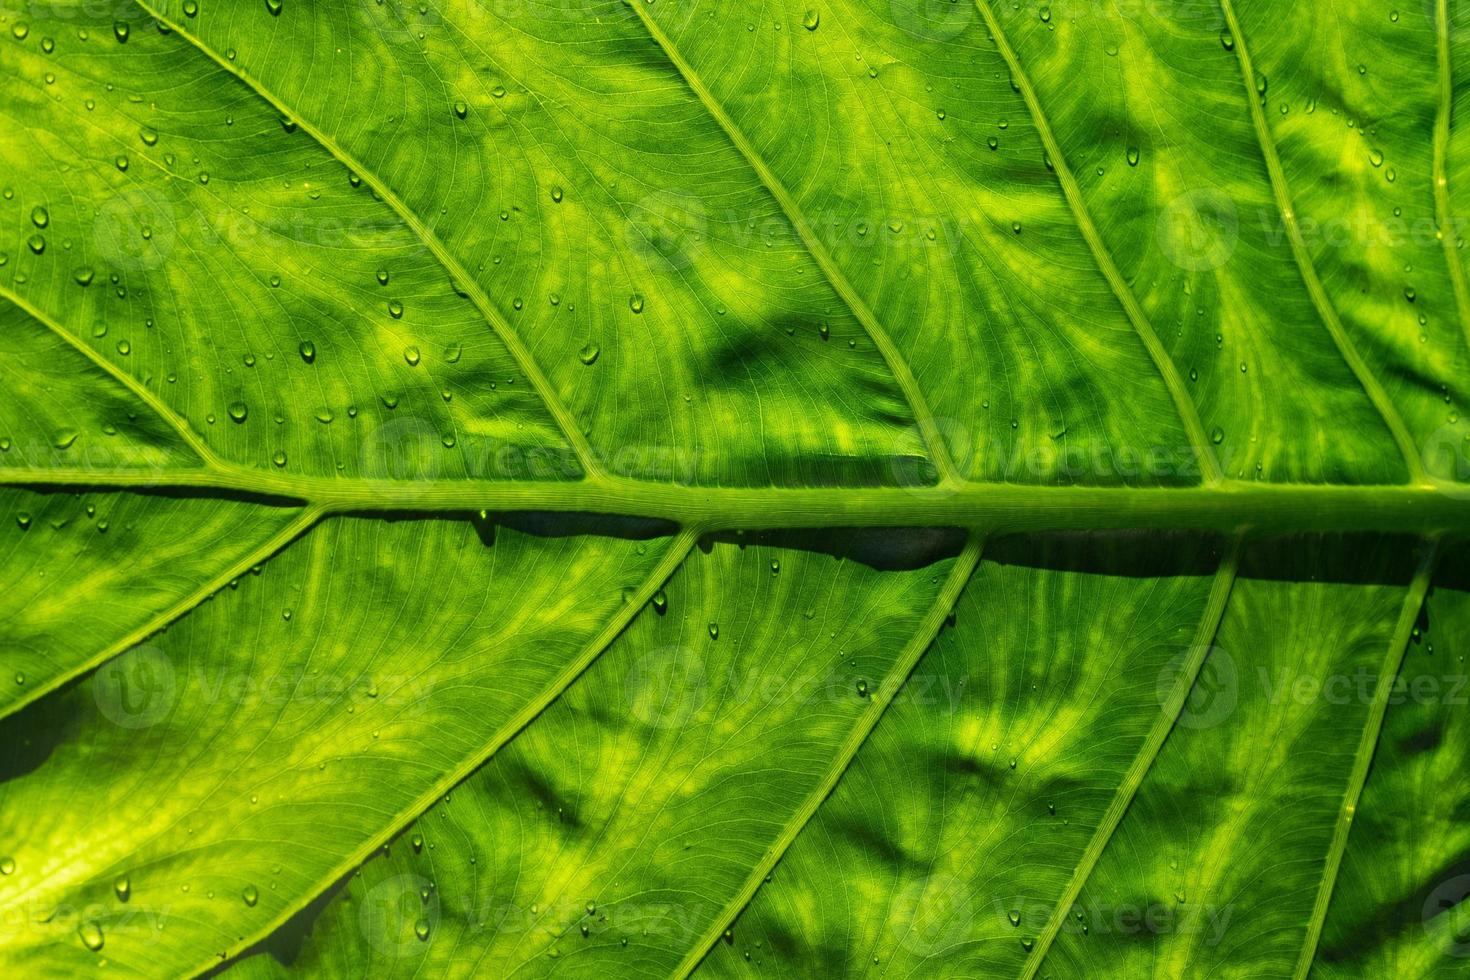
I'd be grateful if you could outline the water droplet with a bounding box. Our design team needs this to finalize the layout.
[376,268,390,286]
[53,428,78,450]
[27,234,44,255]
[1008,909,1021,927]
[1210,426,1224,445]
[1126,146,1140,167]
[415,918,431,941]
[266,0,283,15]
[404,345,421,366]
[1369,149,1384,168]
[856,679,868,698]
[30,206,48,228]
[114,874,131,902]
[769,559,780,575]
[708,622,719,640]
[388,300,404,319]
[551,185,564,203]
[115,155,129,172]
[299,340,316,363]
[411,833,424,853]
[78,920,104,951]
[0,857,14,874]
[10,22,28,40]
[652,589,668,614]
[1220,29,1234,50]
[14,514,30,531]
[802,8,820,30]
[112,21,129,43]
[453,100,468,119]
[242,884,258,907]
[73,267,94,286]
[579,342,600,365]
[272,450,287,467]
[629,294,644,314]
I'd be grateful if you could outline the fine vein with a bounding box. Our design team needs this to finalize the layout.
[972,0,1224,485]
[1292,536,1440,979]
[1218,0,1426,483]
[133,0,606,480]
[0,285,220,467]
[1020,534,1241,979]
[1434,0,1470,353]
[672,534,983,978]
[625,2,961,485]
[200,525,700,978]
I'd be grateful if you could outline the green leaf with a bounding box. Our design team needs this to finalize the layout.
[1,0,1469,977]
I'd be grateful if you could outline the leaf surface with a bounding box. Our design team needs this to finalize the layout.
[2,0,1469,977]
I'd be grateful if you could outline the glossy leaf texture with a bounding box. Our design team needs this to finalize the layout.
[1,0,1469,977]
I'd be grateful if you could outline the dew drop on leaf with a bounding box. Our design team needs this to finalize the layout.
[652,589,668,614]
[78,920,104,952]
[242,884,258,907]
[1127,146,1140,167]
[404,346,421,366]
[114,874,130,902]
[299,340,316,363]
[579,342,600,366]
[803,9,819,30]
[30,206,48,228]
[415,918,431,941]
